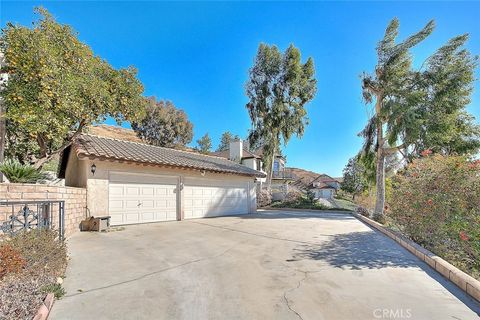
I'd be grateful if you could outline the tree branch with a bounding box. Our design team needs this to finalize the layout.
[33,119,86,170]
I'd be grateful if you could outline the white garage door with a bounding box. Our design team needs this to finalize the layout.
[108,173,178,226]
[184,178,249,219]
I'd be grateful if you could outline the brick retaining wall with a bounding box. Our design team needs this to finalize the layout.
[0,183,87,237]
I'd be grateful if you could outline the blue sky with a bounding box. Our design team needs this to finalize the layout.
[2,1,480,176]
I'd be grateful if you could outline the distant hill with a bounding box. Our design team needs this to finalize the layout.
[87,124,142,143]
[287,167,342,189]
[287,167,322,185]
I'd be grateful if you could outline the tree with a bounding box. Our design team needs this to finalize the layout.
[196,133,212,154]
[410,35,480,157]
[0,51,7,182]
[217,131,234,152]
[360,18,478,222]
[245,43,317,190]
[0,7,146,168]
[341,156,367,200]
[132,97,193,148]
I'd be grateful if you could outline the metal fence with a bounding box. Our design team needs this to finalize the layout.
[0,200,65,240]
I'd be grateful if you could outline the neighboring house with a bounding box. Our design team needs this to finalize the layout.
[210,139,294,198]
[58,134,265,226]
[309,174,341,199]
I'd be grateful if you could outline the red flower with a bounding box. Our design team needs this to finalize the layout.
[427,199,433,205]
[420,149,433,157]
[459,231,469,241]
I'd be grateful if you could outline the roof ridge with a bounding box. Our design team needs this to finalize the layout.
[78,133,247,164]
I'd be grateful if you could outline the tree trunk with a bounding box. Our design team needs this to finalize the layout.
[373,148,385,222]
[373,95,385,223]
[266,141,276,193]
[0,53,6,182]
[0,97,5,182]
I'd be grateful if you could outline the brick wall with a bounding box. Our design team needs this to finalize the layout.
[0,183,87,237]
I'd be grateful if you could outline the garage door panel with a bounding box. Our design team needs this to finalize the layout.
[109,186,124,196]
[108,174,178,226]
[126,187,139,196]
[141,187,155,196]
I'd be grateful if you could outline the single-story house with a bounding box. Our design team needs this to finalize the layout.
[59,134,265,226]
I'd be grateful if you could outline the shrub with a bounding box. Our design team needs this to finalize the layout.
[0,230,67,319]
[0,159,46,183]
[257,189,272,207]
[356,206,370,217]
[41,283,65,299]
[0,245,26,279]
[306,190,316,204]
[285,190,303,202]
[389,154,480,280]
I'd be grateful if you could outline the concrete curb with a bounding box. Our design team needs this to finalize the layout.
[33,293,54,320]
[260,207,353,214]
[352,212,480,303]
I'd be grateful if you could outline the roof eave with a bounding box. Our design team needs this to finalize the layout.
[76,153,265,178]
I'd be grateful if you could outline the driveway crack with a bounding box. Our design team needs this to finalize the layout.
[283,269,309,320]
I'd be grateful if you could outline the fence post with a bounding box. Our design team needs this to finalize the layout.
[59,201,65,241]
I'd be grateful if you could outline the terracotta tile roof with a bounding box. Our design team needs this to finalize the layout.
[210,148,260,159]
[71,134,266,178]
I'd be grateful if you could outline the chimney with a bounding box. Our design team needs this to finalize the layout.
[229,138,243,162]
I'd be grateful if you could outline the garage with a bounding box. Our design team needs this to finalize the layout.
[59,134,265,224]
[108,172,178,225]
[184,178,249,219]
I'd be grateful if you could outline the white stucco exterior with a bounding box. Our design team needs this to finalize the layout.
[65,155,257,221]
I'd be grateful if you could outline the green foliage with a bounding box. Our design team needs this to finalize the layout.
[41,158,59,172]
[359,18,478,220]
[245,43,317,185]
[389,154,480,279]
[41,283,65,299]
[1,7,146,166]
[196,133,212,154]
[341,156,368,198]
[216,131,239,152]
[0,159,46,183]
[306,190,316,204]
[132,97,193,148]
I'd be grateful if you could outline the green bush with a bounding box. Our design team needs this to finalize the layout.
[0,159,46,183]
[389,154,480,280]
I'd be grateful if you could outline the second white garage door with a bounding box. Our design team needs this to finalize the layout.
[184,178,249,219]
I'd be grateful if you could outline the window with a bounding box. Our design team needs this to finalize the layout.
[273,160,279,172]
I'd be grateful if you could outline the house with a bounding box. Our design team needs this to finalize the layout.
[58,134,265,226]
[210,139,294,197]
[309,174,341,199]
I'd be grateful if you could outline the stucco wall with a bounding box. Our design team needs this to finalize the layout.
[65,150,88,188]
[0,183,87,237]
[72,158,258,217]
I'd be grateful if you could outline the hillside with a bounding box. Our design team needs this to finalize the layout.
[287,167,322,185]
[87,124,143,143]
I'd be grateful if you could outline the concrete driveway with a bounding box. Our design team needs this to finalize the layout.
[50,210,480,320]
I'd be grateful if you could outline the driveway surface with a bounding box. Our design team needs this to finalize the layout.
[50,210,480,320]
